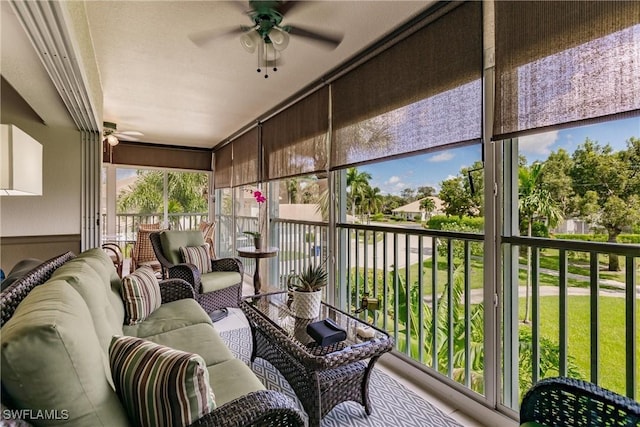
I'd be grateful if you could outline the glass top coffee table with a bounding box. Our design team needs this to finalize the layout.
[240,291,393,427]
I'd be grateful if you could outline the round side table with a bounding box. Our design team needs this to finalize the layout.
[237,246,278,294]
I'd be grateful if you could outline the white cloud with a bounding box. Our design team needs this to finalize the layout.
[428,151,454,162]
[386,176,401,184]
[519,130,559,155]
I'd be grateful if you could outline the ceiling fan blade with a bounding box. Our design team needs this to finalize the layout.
[277,1,303,16]
[117,130,144,137]
[287,25,343,49]
[188,26,248,47]
[114,134,140,142]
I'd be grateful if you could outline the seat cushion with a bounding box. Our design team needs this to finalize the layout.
[110,335,215,427]
[180,245,212,273]
[123,298,212,338]
[160,230,206,265]
[1,281,130,426]
[207,359,266,407]
[121,267,162,325]
[142,323,235,367]
[200,271,242,293]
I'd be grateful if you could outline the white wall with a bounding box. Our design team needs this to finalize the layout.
[1,81,82,237]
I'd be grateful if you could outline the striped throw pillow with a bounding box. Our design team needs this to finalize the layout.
[109,335,216,427]
[179,245,212,273]
[121,266,162,325]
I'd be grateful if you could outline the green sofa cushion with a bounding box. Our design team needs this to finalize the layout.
[122,298,212,338]
[49,262,124,354]
[141,323,235,367]
[207,359,266,407]
[74,248,125,323]
[0,281,130,427]
[201,271,242,293]
[160,230,206,266]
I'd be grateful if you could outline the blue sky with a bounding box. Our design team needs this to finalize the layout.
[361,117,639,196]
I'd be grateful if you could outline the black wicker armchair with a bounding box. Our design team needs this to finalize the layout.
[520,377,640,426]
[150,230,244,313]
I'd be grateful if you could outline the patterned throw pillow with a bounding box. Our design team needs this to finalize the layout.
[109,335,216,427]
[121,266,162,325]
[179,245,212,273]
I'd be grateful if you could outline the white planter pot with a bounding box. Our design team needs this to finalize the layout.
[291,290,322,319]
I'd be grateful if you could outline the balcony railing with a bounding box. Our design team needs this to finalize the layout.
[101,212,208,242]
[266,219,638,408]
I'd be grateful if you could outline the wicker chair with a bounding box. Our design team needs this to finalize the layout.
[520,377,640,426]
[199,220,217,258]
[150,230,243,313]
[131,224,163,276]
[101,243,123,278]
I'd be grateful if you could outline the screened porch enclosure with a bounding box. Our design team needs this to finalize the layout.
[210,1,640,421]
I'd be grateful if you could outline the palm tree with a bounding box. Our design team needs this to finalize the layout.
[286,178,298,203]
[420,197,437,221]
[518,163,563,323]
[346,167,372,219]
[362,186,383,222]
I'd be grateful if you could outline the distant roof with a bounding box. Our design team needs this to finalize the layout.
[392,197,444,214]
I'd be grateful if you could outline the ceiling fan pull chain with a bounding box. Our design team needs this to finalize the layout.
[264,42,269,79]
[257,39,262,74]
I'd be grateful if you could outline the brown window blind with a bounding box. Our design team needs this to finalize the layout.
[331,1,482,169]
[105,141,212,171]
[232,127,259,187]
[494,1,640,140]
[262,86,329,180]
[213,143,232,189]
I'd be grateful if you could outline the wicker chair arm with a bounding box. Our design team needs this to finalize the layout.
[158,278,196,303]
[211,257,244,276]
[189,390,304,427]
[520,376,640,426]
[168,264,202,292]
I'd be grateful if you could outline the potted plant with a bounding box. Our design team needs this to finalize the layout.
[243,231,262,249]
[289,264,327,319]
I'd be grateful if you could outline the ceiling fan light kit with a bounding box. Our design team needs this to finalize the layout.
[191,1,343,79]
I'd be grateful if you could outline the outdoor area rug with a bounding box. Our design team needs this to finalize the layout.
[219,327,463,427]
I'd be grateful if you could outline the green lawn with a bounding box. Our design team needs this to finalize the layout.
[519,295,640,397]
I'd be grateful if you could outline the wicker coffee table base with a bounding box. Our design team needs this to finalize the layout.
[251,326,379,427]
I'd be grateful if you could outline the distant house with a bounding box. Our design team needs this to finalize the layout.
[392,197,444,221]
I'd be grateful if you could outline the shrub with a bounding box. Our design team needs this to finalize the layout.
[426,215,484,232]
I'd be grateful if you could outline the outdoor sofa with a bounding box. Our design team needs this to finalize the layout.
[0,249,303,426]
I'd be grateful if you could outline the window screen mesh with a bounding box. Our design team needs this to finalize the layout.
[331,1,483,169]
[213,143,232,189]
[263,87,329,180]
[232,127,259,187]
[493,1,640,140]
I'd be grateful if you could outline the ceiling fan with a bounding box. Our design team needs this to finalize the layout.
[102,121,143,146]
[189,1,343,78]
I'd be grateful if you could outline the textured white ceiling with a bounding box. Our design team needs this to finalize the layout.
[4,1,434,149]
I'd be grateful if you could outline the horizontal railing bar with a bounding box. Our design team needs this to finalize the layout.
[504,236,640,256]
[337,222,485,241]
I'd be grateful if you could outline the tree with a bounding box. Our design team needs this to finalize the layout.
[438,161,484,219]
[439,177,475,218]
[540,149,574,216]
[361,186,383,221]
[117,171,208,222]
[400,187,416,203]
[286,178,298,203]
[416,185,437,199]
[518,162,563,323]
[419,197,436,220]
[346,167,372,218]
[570,139,640,270]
